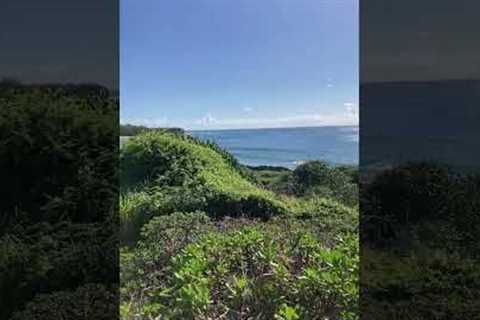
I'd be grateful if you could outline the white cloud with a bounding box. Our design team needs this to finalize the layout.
[185,109,358,130]
[326,77,334,88]
[122,104,359,131]
[195,113,218,127]
[343,102,358,116]
[121,117,169,127]
[243,107,253,112]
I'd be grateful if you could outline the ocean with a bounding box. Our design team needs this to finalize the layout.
[190,126,358,169]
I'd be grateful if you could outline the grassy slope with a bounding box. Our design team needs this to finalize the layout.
[120,131,355,241]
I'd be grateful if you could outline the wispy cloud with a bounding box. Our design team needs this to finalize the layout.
[326,77,334,88]
[195,113,218,127]
[121,105,359,131]
[121,117,169,127]
[185,109,358,130]
[343,102,358,116]
[243,107,253,112]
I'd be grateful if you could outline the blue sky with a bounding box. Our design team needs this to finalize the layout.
[121,0,358,130]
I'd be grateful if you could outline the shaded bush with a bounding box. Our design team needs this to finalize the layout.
[361,248,480,320]
[11,284,117,320]
[361,162,453,242]
[0,84,118,228]
[447,173,480,256]
[0,84,118,318]
[293,161,358,206]
[0,221,118,319]
[361,162,480,319]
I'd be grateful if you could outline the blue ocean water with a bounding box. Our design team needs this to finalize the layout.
[190,126,358,169]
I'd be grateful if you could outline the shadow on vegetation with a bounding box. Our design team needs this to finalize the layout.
[0,82,119,319]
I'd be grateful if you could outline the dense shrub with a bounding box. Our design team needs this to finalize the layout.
[294,161,346,192]
[122,221,358,320]
[361,162,480,319]
[361,162,453,242]
[293,161,358,206]
[0,84,118,318]
[336,165,359,184]
[121,212,214,314]
[248,167,297,195]
[0,84,118,227]
[361,248,480,320]
[447,173,480,255]
[0,222,118,319]
[11,284,117,320]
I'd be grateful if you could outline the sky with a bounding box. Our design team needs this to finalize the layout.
[0,0,118,88]
[361,0,480,82]
[121,0,358,130]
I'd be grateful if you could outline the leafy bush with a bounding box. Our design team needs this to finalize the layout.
[0,84,118,227]
[447,173,480,255]
[361,248,480,320]
[365,162,451,223]
[361,162,480,319]
[293,161,358,207]
[122,221,358,320]
[0,84,118,318]
[11,284,117,320]
[0,222,118,319]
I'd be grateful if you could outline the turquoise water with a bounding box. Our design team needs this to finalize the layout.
[190,126,358,169]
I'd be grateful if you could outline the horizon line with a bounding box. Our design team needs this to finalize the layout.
[121,122,359,132]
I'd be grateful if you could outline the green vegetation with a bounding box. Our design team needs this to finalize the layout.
[120,131,359,319]
[361,162,480,319]
[0,83,118,319]
[245,161,359,207]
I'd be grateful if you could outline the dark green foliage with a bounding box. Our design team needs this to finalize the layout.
[293,160,358,206]
[10,284,118,320]
[0,84,118,318]
[0,84,118,227]
[361,162,480,319]
[364,162,451,224]
[248,168,297,195]
[336,165,359,184]
[362,162,453,242]
[204,192,289,220]
[361,249,480,320]
[448,173,480,255]
[0,222,117,318]
[294,161,337,192]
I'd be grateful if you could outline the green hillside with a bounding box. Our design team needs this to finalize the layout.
[120,131,359,319]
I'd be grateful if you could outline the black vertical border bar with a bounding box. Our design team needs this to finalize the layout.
[0,1,119,319]
[360,1,480,319]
